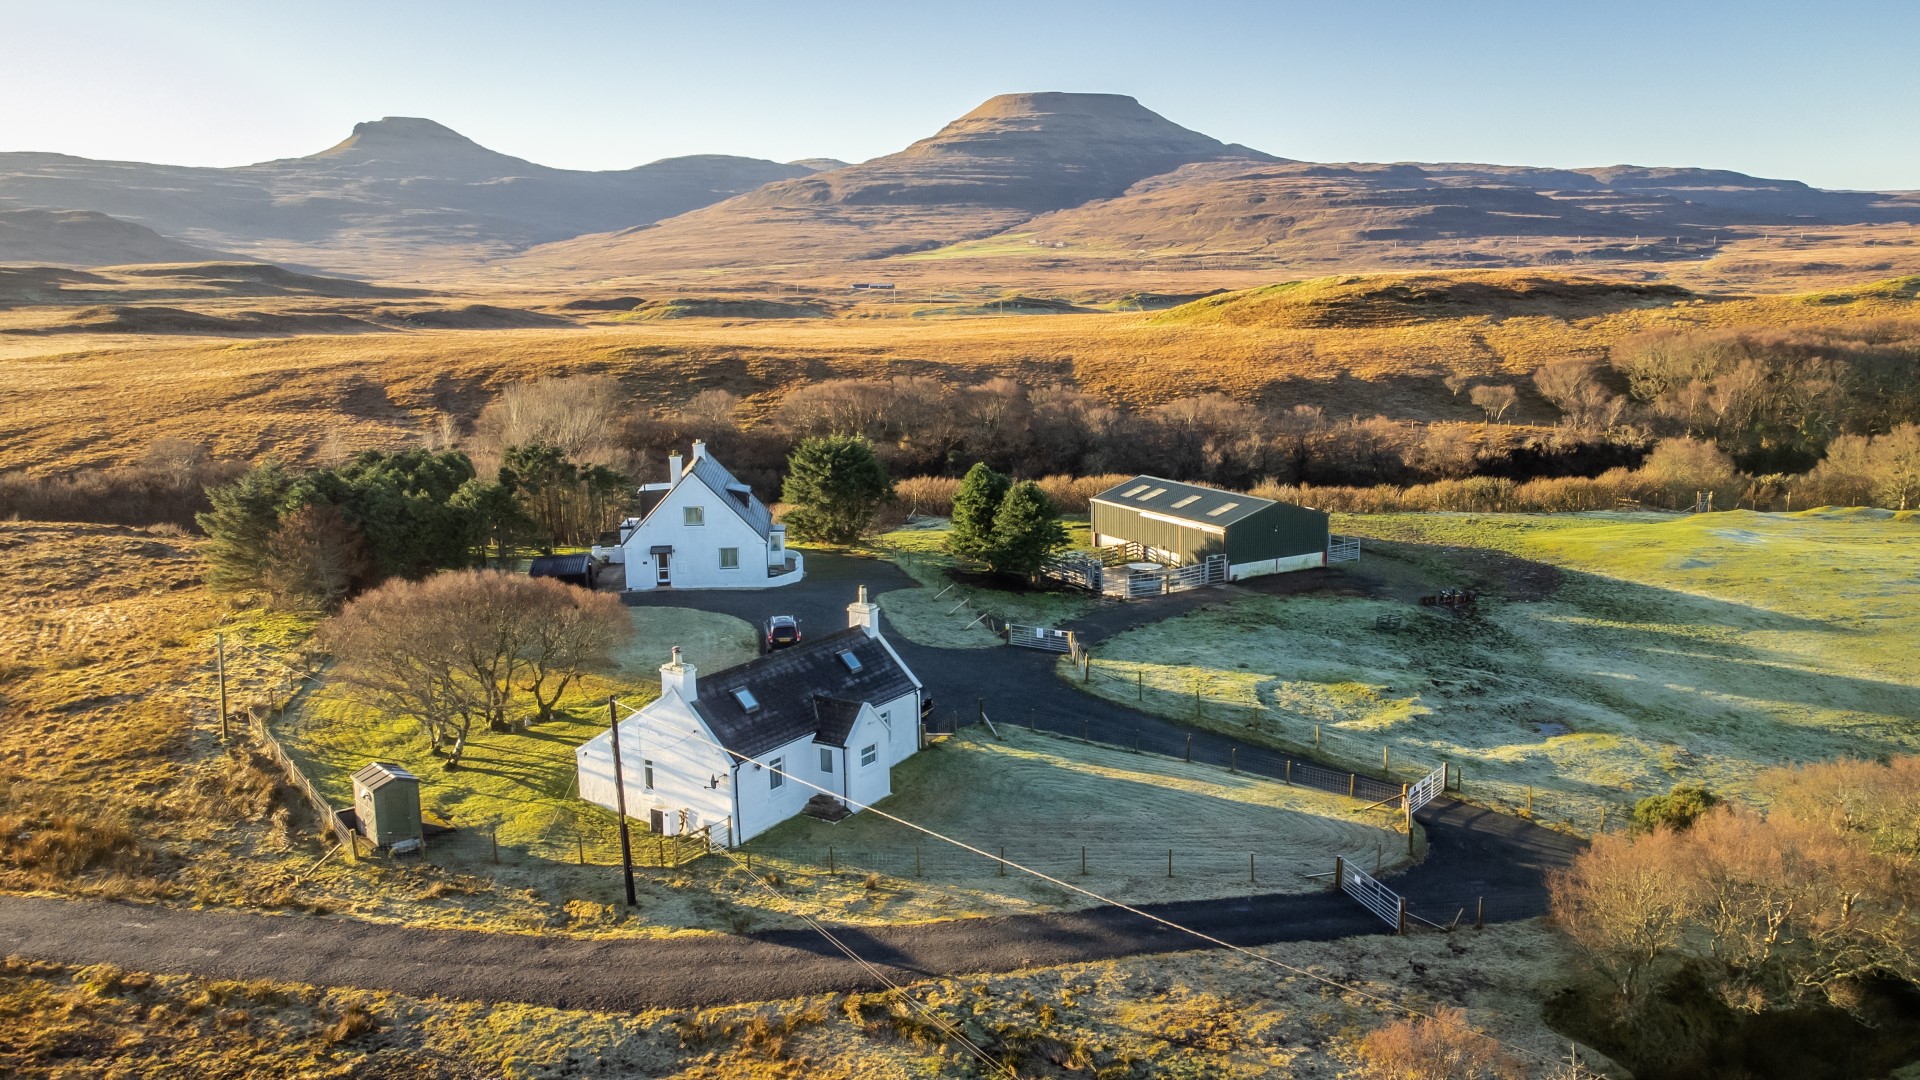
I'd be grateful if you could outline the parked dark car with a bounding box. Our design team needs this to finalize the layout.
[764,615,801,652]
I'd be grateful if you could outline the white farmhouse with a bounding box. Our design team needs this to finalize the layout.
[575,588,923,845]
[617,440,802,590]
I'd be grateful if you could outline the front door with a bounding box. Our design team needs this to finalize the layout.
[655,552,671,586]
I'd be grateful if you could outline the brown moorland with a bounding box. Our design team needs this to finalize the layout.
[3,267,1918,474]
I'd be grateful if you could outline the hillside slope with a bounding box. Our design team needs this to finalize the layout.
[0,209,232,268]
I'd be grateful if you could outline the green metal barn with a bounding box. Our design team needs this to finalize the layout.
[1089,476,1330,579]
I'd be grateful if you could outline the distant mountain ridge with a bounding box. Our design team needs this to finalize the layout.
[1,95,1913,279]
[0,118,814,275]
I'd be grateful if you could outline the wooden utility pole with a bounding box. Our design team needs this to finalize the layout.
[606,698,637,907]
[216,633,230,745]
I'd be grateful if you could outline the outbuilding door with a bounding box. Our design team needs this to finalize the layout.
[649,808,665,833]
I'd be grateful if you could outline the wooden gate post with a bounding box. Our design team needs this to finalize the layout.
[1332,855,1344,892]
[1396,896,1408,935]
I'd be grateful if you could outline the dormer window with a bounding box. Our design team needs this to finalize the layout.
[732,687,759,711]
[837,650,862,673]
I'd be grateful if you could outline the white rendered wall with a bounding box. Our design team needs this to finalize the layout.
[622,475,773,591]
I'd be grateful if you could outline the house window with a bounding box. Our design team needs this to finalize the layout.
[819,747,834,773]
[719,547,739,569]
[684,506,704,526]
[768,758,785,789]
[643,759,654,789]
[860,744,878,768]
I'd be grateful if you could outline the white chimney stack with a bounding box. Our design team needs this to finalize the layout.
[660,645,697,700]
[691,439,707,465]
[667,452,683,484]
[847,585,880,638]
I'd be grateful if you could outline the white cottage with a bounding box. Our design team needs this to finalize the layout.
[575,588,923,845]
[618,441,802,590]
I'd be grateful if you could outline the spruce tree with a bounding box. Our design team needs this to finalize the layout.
[197,459,296,595]
[780,435,892,544]
[947,462,1010,564]
[985,481,1067,576]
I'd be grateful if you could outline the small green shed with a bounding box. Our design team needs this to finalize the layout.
[351,762,423,848]
[1090,476,1329,579]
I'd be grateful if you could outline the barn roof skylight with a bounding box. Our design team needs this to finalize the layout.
[1171,495,1201,508]
[1206,501,1240,517]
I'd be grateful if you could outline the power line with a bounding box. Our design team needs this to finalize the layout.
[723,847,1020,1079]
[611,696,1601,1077]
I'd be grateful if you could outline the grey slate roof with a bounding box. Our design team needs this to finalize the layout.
[691,626,918,760]
[688,453,775,540]
[1090,475,1276,528]
[352,762,418,791]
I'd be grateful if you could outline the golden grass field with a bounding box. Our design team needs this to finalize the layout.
[3,263,1918,474]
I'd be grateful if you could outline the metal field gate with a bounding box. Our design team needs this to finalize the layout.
[1406,762,1446,815]
[1339,860,1406,931]
[1007,625,1075,652]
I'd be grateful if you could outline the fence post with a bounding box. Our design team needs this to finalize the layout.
[829,846,836,875]
[998,846,1006,877]
[1526,785,1533,817]
[1134,728,1140,753]
[1383,746,1390,776]
[1083,719,1090,743]
[1230,747,1237,773]
[1285,759,1292,785]
[1476,896,1484,930]
[1137,670,1143,701]
[1349,773,1356,798]
[1314,724,1320,751]
[1081,846,1087,876]
[1193,682,1201,717]
[1396,896,1408,936]
[490,827,498,864]
[1249,853,1255,884]
[915,846,922,878]
[1167,849,1173,878]
[1332,855,1344,892]
[1599,804,1608,832]
[1185,734,1192,762]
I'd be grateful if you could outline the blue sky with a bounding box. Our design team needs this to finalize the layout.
[2,0,1914,190]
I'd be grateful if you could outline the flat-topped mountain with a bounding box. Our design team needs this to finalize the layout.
[516,92,1280,273]
[0,119,813,275]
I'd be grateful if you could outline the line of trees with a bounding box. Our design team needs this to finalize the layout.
[198,441,629,611]
[320,571,631,767]
[1549,756,1920,1076]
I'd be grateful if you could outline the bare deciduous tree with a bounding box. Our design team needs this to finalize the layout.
[1469,384,1518,424]
[322,571,631,767]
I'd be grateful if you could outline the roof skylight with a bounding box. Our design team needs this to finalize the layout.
[1206,501,1240,517]
[731,687,760,711]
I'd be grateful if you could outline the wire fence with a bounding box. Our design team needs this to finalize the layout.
[744,840,1403,886]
